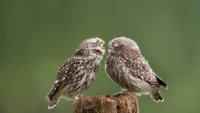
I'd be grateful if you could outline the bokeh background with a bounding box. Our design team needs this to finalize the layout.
[1,0,200,113]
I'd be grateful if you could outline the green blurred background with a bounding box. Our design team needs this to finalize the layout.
[1,0,200,113]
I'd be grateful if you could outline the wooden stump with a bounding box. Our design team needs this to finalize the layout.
[74,91,139,113]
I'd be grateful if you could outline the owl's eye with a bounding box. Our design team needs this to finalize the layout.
[91,42,97,44]
[113,43,120,48]
[90,41,98,47]
[91,49,103,55]
[91,43,98,47]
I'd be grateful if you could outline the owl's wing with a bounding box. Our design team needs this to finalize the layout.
[46,57,84,101]
[125,51,168,89]
[126,56,159,87]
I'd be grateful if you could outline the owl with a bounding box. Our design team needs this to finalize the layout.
[46,38,105,109]
[105,37,167,102]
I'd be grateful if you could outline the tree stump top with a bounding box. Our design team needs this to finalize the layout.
[74,91,139,113]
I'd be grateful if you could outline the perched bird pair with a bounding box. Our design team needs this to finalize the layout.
[46,37,168,109]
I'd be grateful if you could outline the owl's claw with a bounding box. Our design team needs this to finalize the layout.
[113,92,122,97]
[114,89,127,97]
[73,96,80,106]
[73,100,77,106]
[74,96,79,101]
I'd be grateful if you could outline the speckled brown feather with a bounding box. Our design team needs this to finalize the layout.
[46,57,84,101]
[123,50,159,87]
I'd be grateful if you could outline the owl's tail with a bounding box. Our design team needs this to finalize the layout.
[46,80,62,109]
[47,98,60,109]
[156,76,168,89]
[150,90,164,102]
[46,87,61,109]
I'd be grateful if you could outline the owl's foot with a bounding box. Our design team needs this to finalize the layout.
[73,96,80,105]
[114,89,127,97]
[74,96,79,101]
[113,92,122,97]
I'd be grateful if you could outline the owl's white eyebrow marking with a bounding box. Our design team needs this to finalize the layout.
[90,39,97,43]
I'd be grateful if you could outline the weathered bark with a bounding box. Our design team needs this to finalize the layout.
[74,91,139,113]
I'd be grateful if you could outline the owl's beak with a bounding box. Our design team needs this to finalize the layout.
[91,40,105,56]
[99,40,105,47]
[98,41,105,50]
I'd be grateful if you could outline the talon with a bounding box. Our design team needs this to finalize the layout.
[73,100,78,106]
[114,92,122,97]
[74,96,79,101]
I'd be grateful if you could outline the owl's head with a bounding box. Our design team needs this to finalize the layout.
[108,37,140,54]
[75,37,105,58]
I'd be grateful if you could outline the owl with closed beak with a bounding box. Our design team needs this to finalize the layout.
[105,37,167,102]
[46,38,105,109]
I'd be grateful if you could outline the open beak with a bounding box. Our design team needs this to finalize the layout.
[99,40,105,48]
[91,40,105,56]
